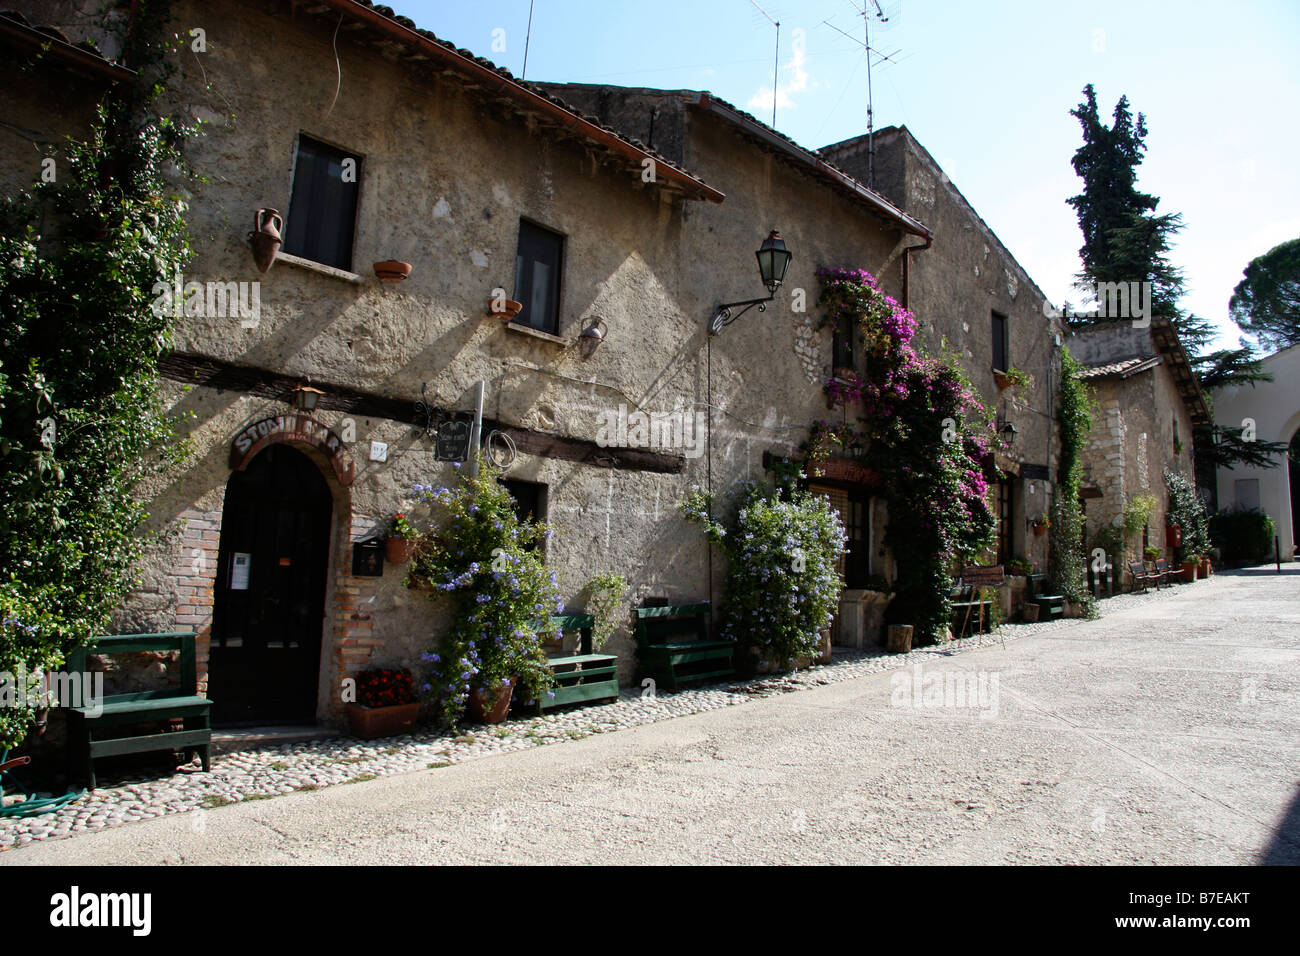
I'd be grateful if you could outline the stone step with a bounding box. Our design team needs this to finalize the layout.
[211,724,341,756]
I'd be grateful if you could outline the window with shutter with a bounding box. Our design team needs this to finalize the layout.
[283,135,361,271]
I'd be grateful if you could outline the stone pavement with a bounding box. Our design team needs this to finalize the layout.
[4,565,1297,864]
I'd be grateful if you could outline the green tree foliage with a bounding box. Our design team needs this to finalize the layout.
[1209,507,1277,567]
[1067,84,1184,323]
[1229,237,1300,351]
[1067,85,1283,476]
[1164,469,1210,563]
[0,5,193,749]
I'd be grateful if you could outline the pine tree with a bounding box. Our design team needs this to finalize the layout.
[1066,85,1285,478]
[1066,84,1184,323]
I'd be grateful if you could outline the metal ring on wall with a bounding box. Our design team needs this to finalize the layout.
[485,429,517,469]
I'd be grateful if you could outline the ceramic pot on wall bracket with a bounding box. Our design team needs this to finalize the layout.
[248,208,283,274]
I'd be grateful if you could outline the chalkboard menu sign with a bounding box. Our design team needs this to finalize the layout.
[351,538,384,577]
[435,416,473,462]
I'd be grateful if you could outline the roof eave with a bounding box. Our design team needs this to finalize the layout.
[0,14,136,84]
[311,1,723,204]
[687,92,931,239]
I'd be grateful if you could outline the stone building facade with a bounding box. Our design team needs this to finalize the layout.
[1069,319,1210,575]
[1212,344,1300,561]
[821,126,1067,584]
[4,0,937,726]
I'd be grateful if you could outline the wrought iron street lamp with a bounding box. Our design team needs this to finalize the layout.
[709,230,793,335]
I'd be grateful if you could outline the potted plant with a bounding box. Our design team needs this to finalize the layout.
[347,668,420,739]
[412,462,558,727]
[1143,546,1160,562]
[1180,554,1200,583]
[1032,513,1050,537]
[1007,557,1034,577]
[385,513,417,564]
[1199,554,1213,577]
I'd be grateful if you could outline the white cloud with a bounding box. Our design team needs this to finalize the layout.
[748,32,812,117]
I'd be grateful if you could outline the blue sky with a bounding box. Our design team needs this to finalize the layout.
[395,0,1299,351]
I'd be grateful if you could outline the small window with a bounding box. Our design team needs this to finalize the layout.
[514,220,564,334]
[996,479,1014,566]
[1235,478,1261,511]
[283,135,360,271]
[832,312,855,371]
[502,479,548,550]
[991,311,1008,373]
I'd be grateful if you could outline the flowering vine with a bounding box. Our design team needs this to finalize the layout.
[814,267,998,643]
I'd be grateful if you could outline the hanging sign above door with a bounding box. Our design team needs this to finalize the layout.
[229,414,356,485]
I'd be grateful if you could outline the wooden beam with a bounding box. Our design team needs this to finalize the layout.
[158,352,685,474]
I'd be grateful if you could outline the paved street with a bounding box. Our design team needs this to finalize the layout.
[6,567,1298,865]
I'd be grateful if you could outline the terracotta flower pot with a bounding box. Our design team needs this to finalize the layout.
[1180,561,1198,583]
[467,678,516,724]
[347,701,420,739]
[1033,523,1048,537]
[1199,558,1212,577]
[374,260,412,282]
[385,537,415,564]
[488,298,524,320]
[1022,603,1040,623]
[248,207,283,274]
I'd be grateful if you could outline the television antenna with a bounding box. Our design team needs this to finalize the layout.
[749,0,780,127]
[823,1,899,188]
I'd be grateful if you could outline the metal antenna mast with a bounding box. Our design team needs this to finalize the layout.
[521,0,535,80]
[824,1,896,187]
[749,0,780,127]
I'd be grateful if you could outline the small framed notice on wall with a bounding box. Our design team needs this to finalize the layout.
[229,552,251,590]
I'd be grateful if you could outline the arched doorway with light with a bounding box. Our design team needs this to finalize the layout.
[210,444,334,725]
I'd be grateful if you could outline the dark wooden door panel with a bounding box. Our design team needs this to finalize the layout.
[211,445,332,725]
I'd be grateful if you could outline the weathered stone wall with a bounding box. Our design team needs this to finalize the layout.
[83,0,909,723]
[1078,365,1192,567]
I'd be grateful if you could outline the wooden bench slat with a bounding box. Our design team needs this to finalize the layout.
[88,729,212,759]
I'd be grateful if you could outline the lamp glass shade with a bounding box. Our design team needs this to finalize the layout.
[292,385,323,411]
[1000,421,1018,445]
[755,230,792,293]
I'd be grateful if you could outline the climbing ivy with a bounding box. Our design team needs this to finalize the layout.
[1048,348,1095,611]
[0,4,195,749]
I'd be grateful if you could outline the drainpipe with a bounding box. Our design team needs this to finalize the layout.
[901,234,932,313]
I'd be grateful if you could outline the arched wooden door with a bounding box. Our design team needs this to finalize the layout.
[210,444,333,725]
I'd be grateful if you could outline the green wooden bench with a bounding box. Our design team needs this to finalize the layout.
[65,632,212,790]
[535,614,620,714]
[633,602,733,691]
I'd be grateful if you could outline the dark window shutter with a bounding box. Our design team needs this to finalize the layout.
[992,312,1008,373]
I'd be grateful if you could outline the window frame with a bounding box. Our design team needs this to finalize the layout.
[991,310,1009,374]
[282,133,363,272]
[512,218,566,336]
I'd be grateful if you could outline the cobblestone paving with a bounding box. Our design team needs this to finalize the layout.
[0,587,1169,850]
